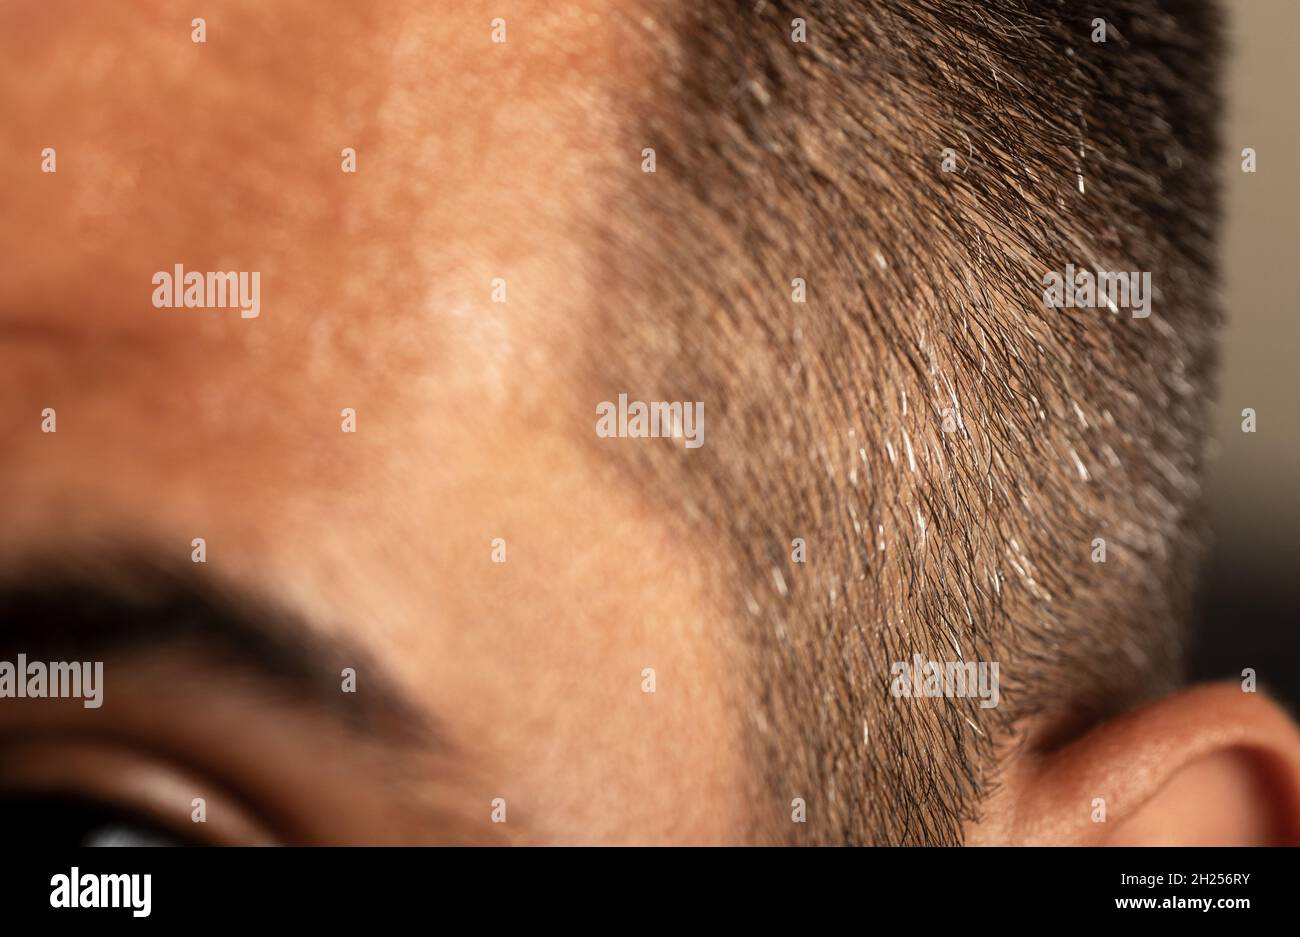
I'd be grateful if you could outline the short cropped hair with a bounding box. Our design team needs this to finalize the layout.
[586,0,1223,843]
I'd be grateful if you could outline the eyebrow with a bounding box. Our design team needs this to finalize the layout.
[0,557,434,747]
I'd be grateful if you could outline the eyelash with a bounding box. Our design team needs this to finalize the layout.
[0,791,208,846]
[0,733,275,846]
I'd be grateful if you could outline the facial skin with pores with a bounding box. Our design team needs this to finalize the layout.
[2,1,1300,846]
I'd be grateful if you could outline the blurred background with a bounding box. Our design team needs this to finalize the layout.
[1190,0,1300,709]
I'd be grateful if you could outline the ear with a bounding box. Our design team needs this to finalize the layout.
[968,682,1300,845]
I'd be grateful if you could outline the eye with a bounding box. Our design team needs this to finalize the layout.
[0,793,204,846]
[0,736,277,845]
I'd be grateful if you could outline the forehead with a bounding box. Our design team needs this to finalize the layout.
[0,2,747,838]
[0,0,627,504]
[0,1,622,357]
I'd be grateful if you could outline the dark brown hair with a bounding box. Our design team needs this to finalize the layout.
[589,0,1223,843]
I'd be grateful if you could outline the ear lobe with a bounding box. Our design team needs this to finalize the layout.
[968,682,1300,845]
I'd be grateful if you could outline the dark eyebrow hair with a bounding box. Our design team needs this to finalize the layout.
[0,555,433,747]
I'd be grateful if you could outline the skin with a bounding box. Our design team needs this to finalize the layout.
[2,1,1299,846]
[0,0,748,844]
